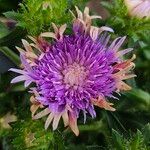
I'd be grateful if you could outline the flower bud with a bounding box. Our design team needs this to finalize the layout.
[124,0,150,19]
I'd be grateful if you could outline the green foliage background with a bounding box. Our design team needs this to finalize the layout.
[0,0,150,149]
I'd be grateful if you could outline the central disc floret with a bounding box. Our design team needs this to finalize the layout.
[63,63,87,87]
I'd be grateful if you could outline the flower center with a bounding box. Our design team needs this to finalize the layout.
[63,63,87,87]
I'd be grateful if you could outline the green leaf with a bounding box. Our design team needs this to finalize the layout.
[0,47,20,66]
[104,111,126,133]
[130,130,142,150]
[0,51,15,73]
[3,11,22,20]
[0,22,9,38]
[111,129,125,150]
[0,26,26,47]
[10,83,26,92]
[11,119,54,150]
[101,1,112,10]
[3,0,88,35]
[127,89,150,106]
[142,123,150,145]
[143,49,150,60]
[50,131,65,150]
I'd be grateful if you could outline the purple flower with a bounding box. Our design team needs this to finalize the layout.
[10,7,136,136]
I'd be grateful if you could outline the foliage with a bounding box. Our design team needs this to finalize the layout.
[3,0,87,35]
[0,0,20,13]
[101,0,150,40]
[108,129,149,150]
[11,120,62,150]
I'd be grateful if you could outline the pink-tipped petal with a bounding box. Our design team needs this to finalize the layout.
[113,36,126,52]
[59,24,67,37]
[52,113,62,130]
[117,48,133,57]
[30,105,39,117]
[90,26,99,41]
[62,111,69,127]
[91,96,116,111]
[52,23,59,33]
[99,26,114,33]
[28,36,37,43]
[84,7,89,16]
[116,81,132,92]
[16,46,25,54]
[33,108,50,120]
[11,75,28,83]
[75,6,83,20]
[22,39,33,52]
[40,32,57,39]
[90,15,102,19]
[69,113,79,136]
[45,113,54,130]
[9,68,26,74]
[24,80,32,87]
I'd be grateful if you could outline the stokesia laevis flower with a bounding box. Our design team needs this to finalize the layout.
[9,6,136,136]
[124,0,150,19]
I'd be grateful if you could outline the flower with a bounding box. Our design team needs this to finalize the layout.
[124,0,150,19]
[10,6,136,136]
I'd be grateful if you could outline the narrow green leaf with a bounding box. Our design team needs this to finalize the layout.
[0,26,26,47]
[10,83,25,92]
[0,47,20,66]
[111,129,125,150]
[130,130,142,150]
[142,123,150,145]
[3,11,22,20]
[0,21,9,38]
[128,89,150,106]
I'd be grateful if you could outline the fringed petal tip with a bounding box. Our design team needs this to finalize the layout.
[91,96,116,112]
[31,103,79,136]
[44,112,70,132]
[72,5,111,40]
[99,26,114,33]
[116,81,132,92]
[113,54,136,92]
[117,48,134,57]
[30,97,75,134]
[40,23,67,41]
[32,108,50,120]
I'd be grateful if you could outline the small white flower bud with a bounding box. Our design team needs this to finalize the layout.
[124,0,150,19]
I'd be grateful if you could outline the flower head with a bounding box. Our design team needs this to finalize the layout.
[124,0,150,19]
[10,7,136,136]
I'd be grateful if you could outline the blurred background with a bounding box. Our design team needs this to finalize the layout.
[0,0,150,149]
